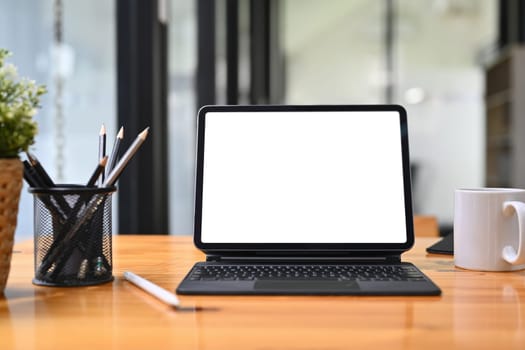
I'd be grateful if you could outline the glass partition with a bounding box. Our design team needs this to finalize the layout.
[0,0,116,241]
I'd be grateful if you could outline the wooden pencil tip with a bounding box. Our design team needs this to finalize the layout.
[100,124,106,135]
[139,127,150,139]
[101,156,109,166]
[117,126,124,138]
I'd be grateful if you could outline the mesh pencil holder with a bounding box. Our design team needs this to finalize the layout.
[29,185,116,286]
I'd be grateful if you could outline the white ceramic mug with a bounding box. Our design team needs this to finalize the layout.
[454,188,525,271]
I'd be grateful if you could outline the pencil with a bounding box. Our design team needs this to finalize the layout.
[103,127,149,186]
[86,156,108,187]
[22,160,44,187]
[106,126,124,177]
[123,271,180,307]
[26,152,55,187]
[98,124,106,186]
[40,193,106,278]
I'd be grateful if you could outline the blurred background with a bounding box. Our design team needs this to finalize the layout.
[1,0,520,240]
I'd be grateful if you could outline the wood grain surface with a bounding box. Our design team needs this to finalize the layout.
[1,218,525,350]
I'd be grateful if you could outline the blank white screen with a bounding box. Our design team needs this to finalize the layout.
[200,111,408,243]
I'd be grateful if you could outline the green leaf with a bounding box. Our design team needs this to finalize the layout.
[0,48,46,158]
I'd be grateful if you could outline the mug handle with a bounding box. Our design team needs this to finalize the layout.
[502,201,525,265]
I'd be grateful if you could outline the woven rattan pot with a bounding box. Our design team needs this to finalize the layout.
[0,158,23,294]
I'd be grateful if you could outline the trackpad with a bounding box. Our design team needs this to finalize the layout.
[254,280,360,292]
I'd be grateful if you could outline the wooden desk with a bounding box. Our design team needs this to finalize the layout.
[413,215,439,237]
[2,232,525,349]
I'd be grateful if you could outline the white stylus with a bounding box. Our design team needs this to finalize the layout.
[123,271,180,308]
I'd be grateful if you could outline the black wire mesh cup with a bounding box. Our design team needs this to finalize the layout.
[29,185,116,286]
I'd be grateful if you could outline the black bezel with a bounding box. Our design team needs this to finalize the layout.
[193,104,415,256]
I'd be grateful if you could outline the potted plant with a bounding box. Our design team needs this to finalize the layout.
[0,48,46,294]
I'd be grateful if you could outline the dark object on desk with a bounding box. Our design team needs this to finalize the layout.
[426,233,454,255]
[30,185,115,286]
[178,262,441,296]
[22,127,149,287]
[176,105,441,296]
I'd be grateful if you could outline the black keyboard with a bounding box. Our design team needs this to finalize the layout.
[188,264,427,282]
